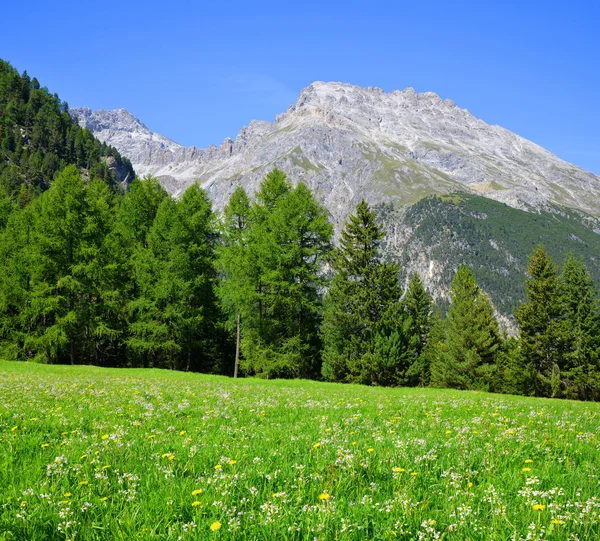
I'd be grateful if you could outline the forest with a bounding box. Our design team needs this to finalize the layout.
[1,58,599,402]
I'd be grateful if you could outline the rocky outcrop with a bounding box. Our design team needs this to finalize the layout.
[71,82,600,231]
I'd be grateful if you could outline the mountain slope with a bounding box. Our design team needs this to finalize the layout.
[71,82,600,229]
[0,59,134,198]
[71,82,600,321]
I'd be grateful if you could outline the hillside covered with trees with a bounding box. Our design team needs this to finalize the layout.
[1,59,599,402]
[0,59,133,203]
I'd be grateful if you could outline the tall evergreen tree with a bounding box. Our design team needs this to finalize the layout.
[431,265,501,390]
[403,272,434,386]
[515,245,569,397]
[241,170,333,378]
[217,186,254,377]
[321,199,407,385]
[561,253,600,400]
[127,185,219,371]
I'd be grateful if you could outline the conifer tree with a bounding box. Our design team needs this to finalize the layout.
[515,245,569,397]
[431,265,500,390]
[127,185,218,371]
[241,170,333,378]
[321,199,406,385]
[24,165,88,363]
[402,272,433,385]
[217,186,254,377]
[561,253,600,400]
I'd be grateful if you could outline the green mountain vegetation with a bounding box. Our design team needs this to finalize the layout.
[379,194,600,316]
[0,59,133,201]
[0,59,599,403]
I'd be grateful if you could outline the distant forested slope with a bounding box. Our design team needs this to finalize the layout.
[0,59,134,202]
[379,194,600,316]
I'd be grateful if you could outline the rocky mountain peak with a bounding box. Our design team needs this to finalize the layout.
[71,81,600,221]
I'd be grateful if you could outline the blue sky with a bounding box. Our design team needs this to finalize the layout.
[2,0,599,174]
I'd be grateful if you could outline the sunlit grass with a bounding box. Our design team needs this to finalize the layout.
[1,361,599,540]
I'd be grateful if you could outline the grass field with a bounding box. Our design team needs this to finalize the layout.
[1,361,599,540]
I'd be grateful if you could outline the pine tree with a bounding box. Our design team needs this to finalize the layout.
[431,265,500,390]
[23,165,88,363]
[127,186,218,371]
[402,272,433,386]
[515,245,569,397]
[240,170,333,378]
[561,253,600,400]
[321,199,406,385]
[216,186,254,377]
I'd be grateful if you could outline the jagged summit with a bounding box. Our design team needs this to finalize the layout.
[71,81,600,222]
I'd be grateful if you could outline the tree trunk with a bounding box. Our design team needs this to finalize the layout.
[234,312,241,378]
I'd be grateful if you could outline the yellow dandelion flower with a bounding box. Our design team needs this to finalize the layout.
[532,504,546,511]
[352,441,358,446]
[148,435,156,439]
[79,481,89,486]
[445,430,452,435]
[192,489,203,496]
[552,519,565,525]
[41,443,49,448]
[313,442,321,449]
[179,431,186,436]
[168,455,175,461]
[367,448,374,453]
[192,500,201,507]
[393,467,405,473]
[522,467,532,472]
[11,426,17,431]
[411,472,418,477]
[100,497,108,501]
[525,459,533,463]
[468,482,473,488]
[228,459,236,465]
[64,492,72,498]
[210,521,222,531]
[214,464,222,470]
[319,493,330,500]
[101,434,109,440]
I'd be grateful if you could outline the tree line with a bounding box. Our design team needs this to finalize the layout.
[1,165,598,401]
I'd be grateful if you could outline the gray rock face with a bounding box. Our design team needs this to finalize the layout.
[71,82,600,230]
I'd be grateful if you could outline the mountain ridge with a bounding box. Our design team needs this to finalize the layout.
[71,81,600,228]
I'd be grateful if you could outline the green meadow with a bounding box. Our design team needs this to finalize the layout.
[1,361,599,540]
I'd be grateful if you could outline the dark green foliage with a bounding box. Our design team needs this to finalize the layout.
[515,245,570,397]
[378,194,600,318]
[403,272,433,385]
[431,265,501,391]
[127,186,220,371]
[0,59,133,198]
[321,200,408,386]
[560,253,600,400]
[219,170,333,379]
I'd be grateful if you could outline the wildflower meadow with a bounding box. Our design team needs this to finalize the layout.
[1,361,599,540]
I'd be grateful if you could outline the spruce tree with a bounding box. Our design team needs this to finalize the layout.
[321,199,406,385]
[561,253,600,400]
[402,272,433,385]
[431,265,500,390]
[515,245,569,397]
[127,186,218,371]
